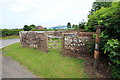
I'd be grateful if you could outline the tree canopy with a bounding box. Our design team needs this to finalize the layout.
[67,22,71,28]
[23,25,32,31]
[89,0,112,15]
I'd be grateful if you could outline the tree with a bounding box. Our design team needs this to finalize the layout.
[29,24,36,29]
[79,19,86,29]
[86,1,120,78]
[72,24,75,28]
[67,22,71,28]
[89,0,112,15]
[72,24,78,29]
[44,27,47,30]
[23,25,32,31]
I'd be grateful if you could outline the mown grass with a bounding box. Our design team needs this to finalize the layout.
[48,41,61,45]
[48,38,61,48]
[0,35,19,39]
[2,42,88,78]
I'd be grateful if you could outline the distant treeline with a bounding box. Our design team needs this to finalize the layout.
[0,28,83,37]
[0,29,23,37]
[31,29,86,31]
[0,28,86,37]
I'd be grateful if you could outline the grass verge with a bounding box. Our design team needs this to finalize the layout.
[0,35,19,39]
[2,42,88,78]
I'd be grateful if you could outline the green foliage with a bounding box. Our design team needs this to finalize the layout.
[72,20,86,30]
[89,1,112,15]
[104,39,120,64]
[72,25,79,30]
[111,65,120,79]
[23,25,32,31]
[67,22,71,28]
[87,1,120,78]
[79,19,86,29]
[1,29,23,37]
[92,34,97,39]
[86,41,95,54]
[103,39,120,78]
[29,24,36,30]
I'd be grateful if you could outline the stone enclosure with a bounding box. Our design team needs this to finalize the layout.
[19,31,95,57]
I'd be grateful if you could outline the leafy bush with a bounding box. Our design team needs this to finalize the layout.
[1,29,23,37]
[86,2,120,78]
[104,39,120,78]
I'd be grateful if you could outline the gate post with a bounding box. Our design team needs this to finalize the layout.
[61,33,65,55]
[44,32,48,53]
[93,25,102,70]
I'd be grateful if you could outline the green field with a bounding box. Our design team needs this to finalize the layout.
[2,42,88,78]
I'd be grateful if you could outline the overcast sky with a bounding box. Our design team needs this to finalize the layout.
[0,0,95,29]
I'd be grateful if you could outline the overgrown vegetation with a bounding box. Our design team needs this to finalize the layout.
[86,1,120,78]
[3,43,88,78]
[0,29,23,37]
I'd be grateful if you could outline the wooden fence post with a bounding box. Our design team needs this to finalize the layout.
[61,33,65,55]
[93,25,102,70]
[44,32,48,53]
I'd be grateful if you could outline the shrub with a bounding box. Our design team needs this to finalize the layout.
[1,29,23,37]
[86,2,120,78]
[104,39,120,78]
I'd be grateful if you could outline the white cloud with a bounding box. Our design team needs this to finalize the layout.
[0,0,95,28]
[0,0,40,13]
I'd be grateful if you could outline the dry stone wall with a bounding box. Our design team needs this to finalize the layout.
[47,31,80,50]
[19,31,95,55]
[19,31,48,53]
[61,32,95,57]
[46,31,82,38]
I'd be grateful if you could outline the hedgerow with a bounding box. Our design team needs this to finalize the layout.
[86,2,120,78]
[1,29,23,37]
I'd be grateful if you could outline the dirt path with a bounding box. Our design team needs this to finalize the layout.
[1,39,37,78]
